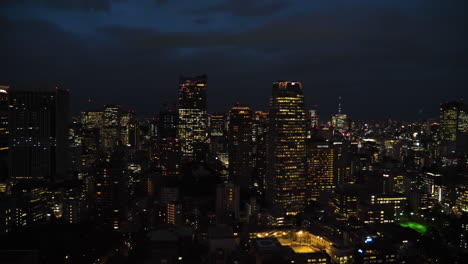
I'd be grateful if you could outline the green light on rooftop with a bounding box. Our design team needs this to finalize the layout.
[400,222,427,234]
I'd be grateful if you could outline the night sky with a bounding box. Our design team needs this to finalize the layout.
[1,0,467,119]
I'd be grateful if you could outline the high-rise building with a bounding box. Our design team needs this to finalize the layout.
[208,113,228,166]
[81,110,102,168]
[216,182,240,224]
[9,87,69,182]
[159,138,181,176]
[94,146,128,230]
[307,142,335,201]
[0,86,9,179]
[177,75,208,162]
[159,101,178,139]
[159,103,181,176]
[440,100,468,155]
[331,114,349,131]
[440,101,462,142]
[309,105,319,129]
[266,81,307,214]
[252,111,269,197]
[331,97,350,131]
[102,104,122,151]
[0,85,8,149]
[228,103,253,193]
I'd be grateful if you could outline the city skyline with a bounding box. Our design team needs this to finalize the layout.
[1,0,467,119]
[1,1,468,263]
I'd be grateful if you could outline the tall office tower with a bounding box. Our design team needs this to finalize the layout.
[0,86,8,148]
[208,113,228,165]
[440,100,468,154]
[440,101,462,142]
[9,87,69,182]
[331,114,349,131]
[81,111,103,167]
[309,105,319,128]
[159,101,178,138]
[177,75,208,162]
[252,111,268,197]
[266,81,307,214]
[102,104,122,151]
[0,86,9,179]
[307,142,334,202]
[216,182,240,224]
[94,146,128,230]
[68,117,83,179]
[333,141,354,185]
[331,97,349,131]
[159,103,181,176]
[120,110,138,148]
[228,103,253,193]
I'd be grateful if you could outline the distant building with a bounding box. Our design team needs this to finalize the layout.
[216,182,240,224]
[440,100,468,155]
[0,85,9,179]
[159,103,181,176]
[307,142,334,202]
[208,113,228,166]
[177,75,208,162]
[0,85,8,149]
[228,103,253,193]
[8,87,69,182]
[267,81,307,214]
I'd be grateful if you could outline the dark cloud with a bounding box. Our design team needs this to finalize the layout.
[194,17,210,25]
[0,0,127,12]
[155,0,170,5]
[191,0,291,17]
[1,0,467,119]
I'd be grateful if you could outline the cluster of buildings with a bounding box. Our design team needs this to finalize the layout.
[0,79,467,263]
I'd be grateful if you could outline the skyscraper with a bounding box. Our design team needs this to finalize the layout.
[0,86,9,179]
[0,85,8,149]
[307,142,335,202]
[159,102,181,176]
[208,113,228,166]
[177,75,208,162]
[440,100,468,154]
[228,103,253,193]
[266,81,307,214]
[309,105,319,129]
[9,87,69,182]
[102,104,121,151]
[440,101,461,142]
[80,110,103,169]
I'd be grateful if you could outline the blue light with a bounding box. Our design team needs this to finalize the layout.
[365,237,373,243]
[358,249,363,254]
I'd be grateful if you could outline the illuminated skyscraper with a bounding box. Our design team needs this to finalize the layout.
[177,75,208,162]
[81,110,102,167]
[100,104,136,152]
[208,113,228,166]
[440,101,460,142]
[9,87,69,182]
[440,100,468,154]
[309,105,319,129]
[102,104,121,151]
[307,142,335,201]
[266,81,307,214]
[0,86,9,179]
[331,97,350,131]
[228,103,253,193]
